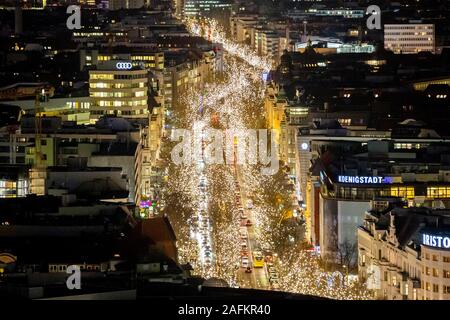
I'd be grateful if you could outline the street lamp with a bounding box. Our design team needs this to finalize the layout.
[343,265,348,286]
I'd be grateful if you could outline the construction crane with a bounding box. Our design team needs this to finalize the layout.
[29,88,47,195]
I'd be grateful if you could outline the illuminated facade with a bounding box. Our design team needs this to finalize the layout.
[109,0,145,10]
[303,138,450,262]
[305,8,364,18]
[254,29,280,66]
[89,61,149,121]
[412,77,450,91]
[25,137,55,167]
[0,177,28,198]
[359,204,450,300]
[80,50,164,71]
[184,0,231,16]
[384,24,435,54]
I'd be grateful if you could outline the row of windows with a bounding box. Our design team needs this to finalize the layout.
[335,186,450,200]
[90,82,146,89]
[113,74,147,80]
[394,143,425,150]
[90,74,146,80]
[131,55,156,61]
[387,43,434,47]
[91,109,148,116]
[424,253,450,263]
[334,186,416,200]
[427,187,450,198]
[423,282,450,294]
[385,32,433,36]
[385,38,433,42]
[94,100,147,107]
[424,267,450,278]
[90,74,113,80]
[385,26,433,30]
[91,91,146,98]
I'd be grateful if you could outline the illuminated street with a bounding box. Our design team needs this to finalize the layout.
[160,18,371,299]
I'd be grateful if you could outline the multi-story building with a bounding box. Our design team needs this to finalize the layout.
[230,14,259,44]
[183,0,231,17]
[109,0,145,10]
[359,203,450,300]
[174,0,185,16]
[16,115,151,205]
[384,24,435,54]
[80,49,165,71]
[89,61,149,122]
[254,29,280,66]
[0,165,28,198]
[305,8,365,19]
[307,138,450,263]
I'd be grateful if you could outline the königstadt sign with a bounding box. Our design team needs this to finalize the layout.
[337,175,393,184]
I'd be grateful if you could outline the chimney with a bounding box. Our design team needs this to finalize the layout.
[15,1,23,35]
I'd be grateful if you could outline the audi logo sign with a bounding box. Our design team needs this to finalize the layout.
[116,62,132,70]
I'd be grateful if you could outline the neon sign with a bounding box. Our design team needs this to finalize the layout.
[422,234,450,249]
[337,175,393,184]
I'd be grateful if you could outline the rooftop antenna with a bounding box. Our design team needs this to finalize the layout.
[303,20,307,42]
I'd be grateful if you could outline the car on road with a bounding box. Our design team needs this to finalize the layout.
[253,251,264,268]
[245,219,252,226]
[239,230,248,239]
[240,211,247,219]
[246,200,253,209]
[241,257,249,268]
[245,266,252,273]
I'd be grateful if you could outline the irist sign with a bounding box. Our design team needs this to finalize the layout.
[422,234,450,249]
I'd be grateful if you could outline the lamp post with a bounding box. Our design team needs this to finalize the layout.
[343,265,349,286]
